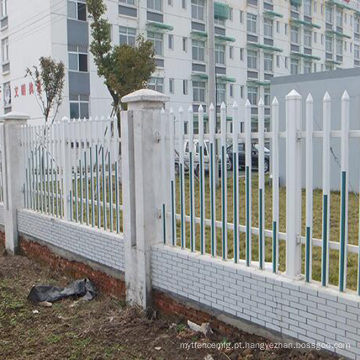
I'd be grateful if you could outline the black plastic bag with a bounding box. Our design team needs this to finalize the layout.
[28,278,97,303]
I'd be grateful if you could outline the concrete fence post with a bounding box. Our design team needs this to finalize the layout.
[285,90,302,278]
[0,112,29,253]
[121,89,169,308]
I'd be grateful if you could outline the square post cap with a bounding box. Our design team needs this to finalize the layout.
[121,89,169,109]
[0,112,30,123]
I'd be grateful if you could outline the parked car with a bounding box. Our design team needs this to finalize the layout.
[174,140,231,176]
[226,143,270,173]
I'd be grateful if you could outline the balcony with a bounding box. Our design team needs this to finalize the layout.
[290,18,321,29]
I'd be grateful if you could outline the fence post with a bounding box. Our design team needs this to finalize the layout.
[0,112,29,253]
[285,90,302,278]
[121,89,169,309]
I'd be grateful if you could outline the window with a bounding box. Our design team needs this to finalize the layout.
[69,50,88,72]
[247,13,257,34]
[314,0,317,13]
[285,23,288,35]
[148,77,164,92]
[336,39,343,55]
[214,17,225,26]
[1,0,7,18]
[182,37,188,52]
[355,44,360,60]
[191,0,204,21]
[290,26,299,44]
[285,57,288,68]
[325,6,333,24]
[314,32,317,43]
[240,48,244,61]
[3,81,11,108]
[264,18,273,38]
[304,61,312,74]
[192,40,205,61]
[304,30,312,48]
[148,31,163,55]
[1,37,9,63]
[229,46,234,59]
[182,0,186,9]
[290,58,299,74]
[264,87,270,106]
[276,55,280,67]
[216,83,226,104]
[147,0,162,11]
[304,0,312,17]
[276,21,280,33]
[68,0,87,21]
[119,26,137,45]
[168,34,174,50]
[229,8,233,21]
[169,78,174,94]
[168,0,173,5]
[336,9,343,27]
[120,0,135,4]
[247,50,258,69]
[70,94,89,119]
[240,86,244,99]
[325,36,333,53]
[193,81,205,102]
[183,80,188,95]
[247,86,258,106]
[215,44,225,65]
[264,53,273,72]
[355,17,360,33]
[229,84,234,98]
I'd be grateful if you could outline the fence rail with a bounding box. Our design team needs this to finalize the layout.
[162,90,360,295]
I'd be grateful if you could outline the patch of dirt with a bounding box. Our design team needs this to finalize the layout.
[0,246,339,360]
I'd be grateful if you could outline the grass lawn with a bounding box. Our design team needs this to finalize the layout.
[174,172,359,291]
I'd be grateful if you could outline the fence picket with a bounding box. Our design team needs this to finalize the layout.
[169,108,176,246]
[245,100,252,267]
[305,94,314,283]
[220,102,227,260]
[198,105,205,255]
[188,106,195,252]
[232,101,239,264]
[209,103,217,257]
[178,107,186,249]
[322,92,331,287]
[258,98,265,270]
[339,91,349,292]
[271,97,279,274]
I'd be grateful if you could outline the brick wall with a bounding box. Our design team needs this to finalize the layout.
[20,237,125,298]
[151,245,360,359]
[18,209,125,272]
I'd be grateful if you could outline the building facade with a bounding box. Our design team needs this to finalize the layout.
[1,0,360,128]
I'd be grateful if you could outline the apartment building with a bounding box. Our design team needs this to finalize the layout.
[1,0,360,130]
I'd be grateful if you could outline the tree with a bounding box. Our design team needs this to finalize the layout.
[87,0,156,121]
[25,56,65,124]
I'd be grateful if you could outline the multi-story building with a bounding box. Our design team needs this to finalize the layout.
[1,0,360,130]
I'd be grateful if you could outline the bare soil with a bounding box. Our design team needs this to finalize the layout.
[0,247,339,360]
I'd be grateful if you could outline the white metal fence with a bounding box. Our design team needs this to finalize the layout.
[161,90,360,295]
[20,117,123,233]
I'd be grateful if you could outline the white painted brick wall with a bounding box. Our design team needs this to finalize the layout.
[151,245,360,360]
[0,202,4,226]
[18,209,125,272]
